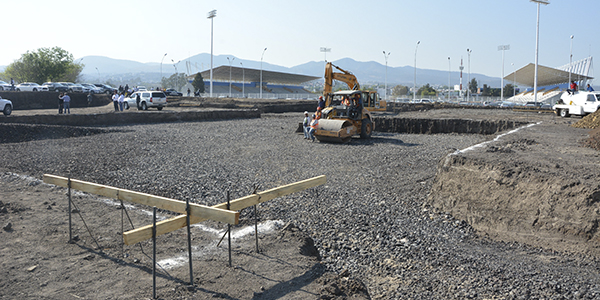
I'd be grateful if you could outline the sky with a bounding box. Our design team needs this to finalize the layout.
[2,0,598,80]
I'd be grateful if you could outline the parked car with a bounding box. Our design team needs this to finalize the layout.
[125,91,167,110]
[42,82,69,92]
[15,82,48,92]
[525,101,542,107]
[0,80,11,91]
[93,83,117,94]
[164,88,183,96]
[136,86,147,91]
[0,96,12,115]
[81,83,102,94]
[58,82,83,93]
[499,101,516,108]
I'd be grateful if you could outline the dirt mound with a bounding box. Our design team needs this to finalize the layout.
[573,109,600,129]
[428,122,600,256]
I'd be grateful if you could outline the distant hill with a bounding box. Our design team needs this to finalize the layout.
[4,54,502,87]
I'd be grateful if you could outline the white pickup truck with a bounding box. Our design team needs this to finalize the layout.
[553,91,600,117]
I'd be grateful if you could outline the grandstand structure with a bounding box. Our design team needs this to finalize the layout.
[188,66,320,99]
[504,56,594,104]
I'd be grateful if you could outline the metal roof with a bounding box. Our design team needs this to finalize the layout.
[191,66,320,85]
[504,63,593,87]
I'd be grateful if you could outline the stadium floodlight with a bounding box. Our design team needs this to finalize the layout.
[413,41,420,101]
[498,45,510,101]
[467,48,472,102]
[207,10,217,97]
[260,48,267,99]
[160,53,167,86]
[383,51,390,101]
[569,35,574,88]
[530,0,549,104]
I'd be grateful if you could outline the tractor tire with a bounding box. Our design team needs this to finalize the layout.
[360,118,373,139]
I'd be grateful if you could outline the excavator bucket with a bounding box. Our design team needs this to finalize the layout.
[314,119,357,143]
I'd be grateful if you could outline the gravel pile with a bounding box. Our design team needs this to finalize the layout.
[2,112,600,299]
[573,109,600,129]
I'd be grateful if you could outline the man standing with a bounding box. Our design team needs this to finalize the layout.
[118,92,125,111]
[302,111,312,139]
[136,92,141,110]
[58,92,64,114]
[87,92,93,106]
[60,92,71,114]
[112,90,119,112]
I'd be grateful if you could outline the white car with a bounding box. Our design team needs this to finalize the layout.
[0,80,11,91]
[15,82,48,92]
[0,96,12,115]
[125,91,167,110]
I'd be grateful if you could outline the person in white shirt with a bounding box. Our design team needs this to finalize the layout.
[118,92,125,111]
[111,91,119,112]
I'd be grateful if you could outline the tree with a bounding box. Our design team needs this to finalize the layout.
[417,83,437,97]
[481,84,491,96]
[161,73,187,91]
[503,84,515,97]
[192,73,205,93]
[392,85,409,97]
[2,47,83,83]
[468,78,478,94]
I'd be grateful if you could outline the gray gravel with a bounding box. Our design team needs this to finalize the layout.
[2,112,600,299]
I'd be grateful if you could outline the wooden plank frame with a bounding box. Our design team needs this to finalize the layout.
[123,175,326,245]
[42,174,240,226]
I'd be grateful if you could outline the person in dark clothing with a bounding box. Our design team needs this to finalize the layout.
[318,96,325,110]
[58,92,64,114]
[136,93,141,109]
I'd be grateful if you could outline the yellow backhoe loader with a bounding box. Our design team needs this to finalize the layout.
[312,62,384,143]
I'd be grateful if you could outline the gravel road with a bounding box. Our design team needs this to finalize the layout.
[2,111,600,299]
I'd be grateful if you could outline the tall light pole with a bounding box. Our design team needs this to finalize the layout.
[569,35,574,89]
[413,41,420,101]
[207,9,217,97]
[498,45,510,101]
[171,59,180,90]
[512,63,516,97]
[95,67,100,78]
[227,57,235,97]
[160,53,167,86]
[260,48,267,99]
[467,48,472,102]
[240,62,245,98]
[383,51,390,100]
[448,57,451,101]
[320,47,331,71]
[531,0,549,104]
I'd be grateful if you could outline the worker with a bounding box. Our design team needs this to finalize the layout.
[309,114,319,142]
[569,81,578,95]
[341,96,350,106]
[587,84,594,92]
[318,96,325,110]
[315,107,322,120]
[302,111,312,139]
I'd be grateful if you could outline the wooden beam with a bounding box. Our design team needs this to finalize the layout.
[42,174,239,225]
[123,175,326,245]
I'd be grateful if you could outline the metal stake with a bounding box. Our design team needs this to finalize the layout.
[254,205,259,253]
[227,191,231,267]
[68,176,72,243]
[119,198,124,258]
[152,206,157,300]
[186,198,194,287]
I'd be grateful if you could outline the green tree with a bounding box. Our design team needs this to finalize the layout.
[192,73,205,93]
[161,73,187,91]
[503,84,515,97]
[468,78,478,94]
[417,83,437,97]
[2,47,83,83]
[392,85,409,97]
[481,84,491,96]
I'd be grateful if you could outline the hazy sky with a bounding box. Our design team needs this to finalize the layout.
[3,0,598,79]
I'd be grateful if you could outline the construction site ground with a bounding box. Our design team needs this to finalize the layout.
[1,104,600,299]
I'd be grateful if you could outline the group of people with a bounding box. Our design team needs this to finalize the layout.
[111,90,140,111]
[302,96,327,142]
[57,92,71,114]
[568,81,595,94]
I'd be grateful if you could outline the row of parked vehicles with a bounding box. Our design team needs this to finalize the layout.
[0,80,118,94]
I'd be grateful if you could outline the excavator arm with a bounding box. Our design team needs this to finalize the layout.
[324,62,360,106]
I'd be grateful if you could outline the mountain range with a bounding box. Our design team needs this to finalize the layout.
[3,53,503,87]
